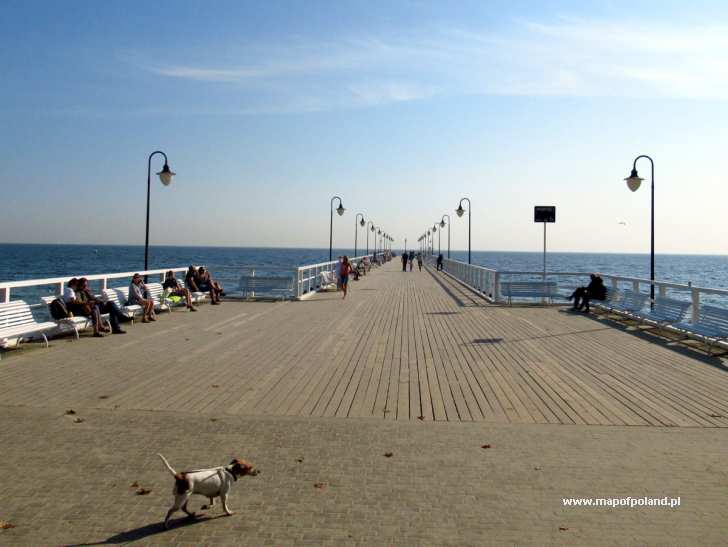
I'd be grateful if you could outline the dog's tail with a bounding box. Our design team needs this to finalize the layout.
[157,453,177,477]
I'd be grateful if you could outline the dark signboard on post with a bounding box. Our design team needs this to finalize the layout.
[534,206,556,223]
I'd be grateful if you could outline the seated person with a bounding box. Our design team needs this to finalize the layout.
[185,266,199,291]
[197,266,222,305]
[128,273,156,323]
[63,277,106,337]
[76,277,126,334]
[163,270,197,311]
[569,274,607,312]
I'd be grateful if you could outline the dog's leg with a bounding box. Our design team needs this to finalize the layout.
[221,494,234,516]
[164,494,190,529]
[164,506,177,529]
[182,499,197,518]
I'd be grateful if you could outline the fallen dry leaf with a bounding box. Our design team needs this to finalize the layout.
[534,466,542,471]
[98,395,109,399]
[64,409,76,415]
[559,527,568,531]
[709,413,723,418]
[210,418,218,422]
[0,521,16,530]
[211,384,220,388]
[383,452,393,458]
[130,481,139,487]
[481,444,492,449]
[417,415,424,420]
[313,483,326,489]
[73,418,84,424]
[296,458,304,463]
[136,488,152,496]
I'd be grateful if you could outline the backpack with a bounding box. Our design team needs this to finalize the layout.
[49,297,70,320]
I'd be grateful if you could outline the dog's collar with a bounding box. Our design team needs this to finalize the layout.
[224,466,238,481]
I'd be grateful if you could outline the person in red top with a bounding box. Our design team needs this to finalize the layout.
[340,256,353,300]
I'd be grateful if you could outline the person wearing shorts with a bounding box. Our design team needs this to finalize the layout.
[340,256,352,300]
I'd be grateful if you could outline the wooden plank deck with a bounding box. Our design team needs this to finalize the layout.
[2,260,728,427]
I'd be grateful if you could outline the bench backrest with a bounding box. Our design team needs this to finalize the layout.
[620,290,650,312]
[103,287,129,306]
[502,281,557,297]
[695,304,728,334]
[146,283,165,301]
[0,300,36,329]
[651,297,691,322]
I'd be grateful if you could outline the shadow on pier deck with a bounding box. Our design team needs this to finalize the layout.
[1,260,727,545]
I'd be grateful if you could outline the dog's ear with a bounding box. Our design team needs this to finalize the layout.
[231,459,253,475]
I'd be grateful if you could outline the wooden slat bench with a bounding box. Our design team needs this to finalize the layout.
[0,300,57,358]
[670,304,728,355]
[500,281,558,305]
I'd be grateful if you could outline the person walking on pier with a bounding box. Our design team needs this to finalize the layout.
[416,253,423,272]
[340,256,352,299]
[402,252,408,272]
[409,251,414,271]
[436,253,444,271]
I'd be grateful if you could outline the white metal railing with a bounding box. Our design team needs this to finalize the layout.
[439,258,728,323]
[295,254,376,299]
[0,267,188,304]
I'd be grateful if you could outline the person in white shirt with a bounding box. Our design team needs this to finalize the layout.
[63,278,106,337]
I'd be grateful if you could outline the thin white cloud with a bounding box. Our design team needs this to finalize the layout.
[125,17,728,114]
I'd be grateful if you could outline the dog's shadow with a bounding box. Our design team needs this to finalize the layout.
[67,513,225,546]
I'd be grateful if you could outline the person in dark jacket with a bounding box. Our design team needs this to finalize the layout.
[569,274,607,312]
[436,254,444,271]
[402,252,408,272]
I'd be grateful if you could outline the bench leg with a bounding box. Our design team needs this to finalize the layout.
[41,333,49,348]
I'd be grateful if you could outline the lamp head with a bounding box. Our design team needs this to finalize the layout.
[157,163,175,186]
[377,229,381,235]
[360,217,366,227]
[440,219,446,228]
[624,168,643,192]
[432,225,437,232]
[336,203,346,216]
[456,204,465,217]
[371,225,375,232]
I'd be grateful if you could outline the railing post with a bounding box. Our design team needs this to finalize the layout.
[691,286,700,323]
[659,285,666,298]
[633,280,640,294]
[494,272,500,303]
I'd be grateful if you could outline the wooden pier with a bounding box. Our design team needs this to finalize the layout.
[1,260,727,545]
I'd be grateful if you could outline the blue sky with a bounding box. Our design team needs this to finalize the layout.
[1,0,728,253]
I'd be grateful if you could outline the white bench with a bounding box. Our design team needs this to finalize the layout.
[101,287,142,320]
[238,274,293,298]
[500,281,558,305]
[598,289,650,318]
[636,296,691,328]
[177,280,208,304]
[145,283,173,312]
[40,296,110,339]
[670,304,728,355]
[0,300,57,358]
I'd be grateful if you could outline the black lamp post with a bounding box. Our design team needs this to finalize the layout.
[440,214,451,258]
[366,220,374,256]
[624,155,655,302]
[145,150,175,277]
[329,196,345,261]
[456,197,471,264]
[354,213,365,257]
[433,223,440,256]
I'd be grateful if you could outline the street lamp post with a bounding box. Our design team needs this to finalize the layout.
[434,223,440,256]
[354,213,365,257]
[440,214,451,258]
[623,155,655,303]
[456,197,471,264]
[329,196,345,261]
[366,221,375,256]
[145,150,175,277]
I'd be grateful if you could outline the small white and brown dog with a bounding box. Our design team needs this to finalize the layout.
[157,453,257,529]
